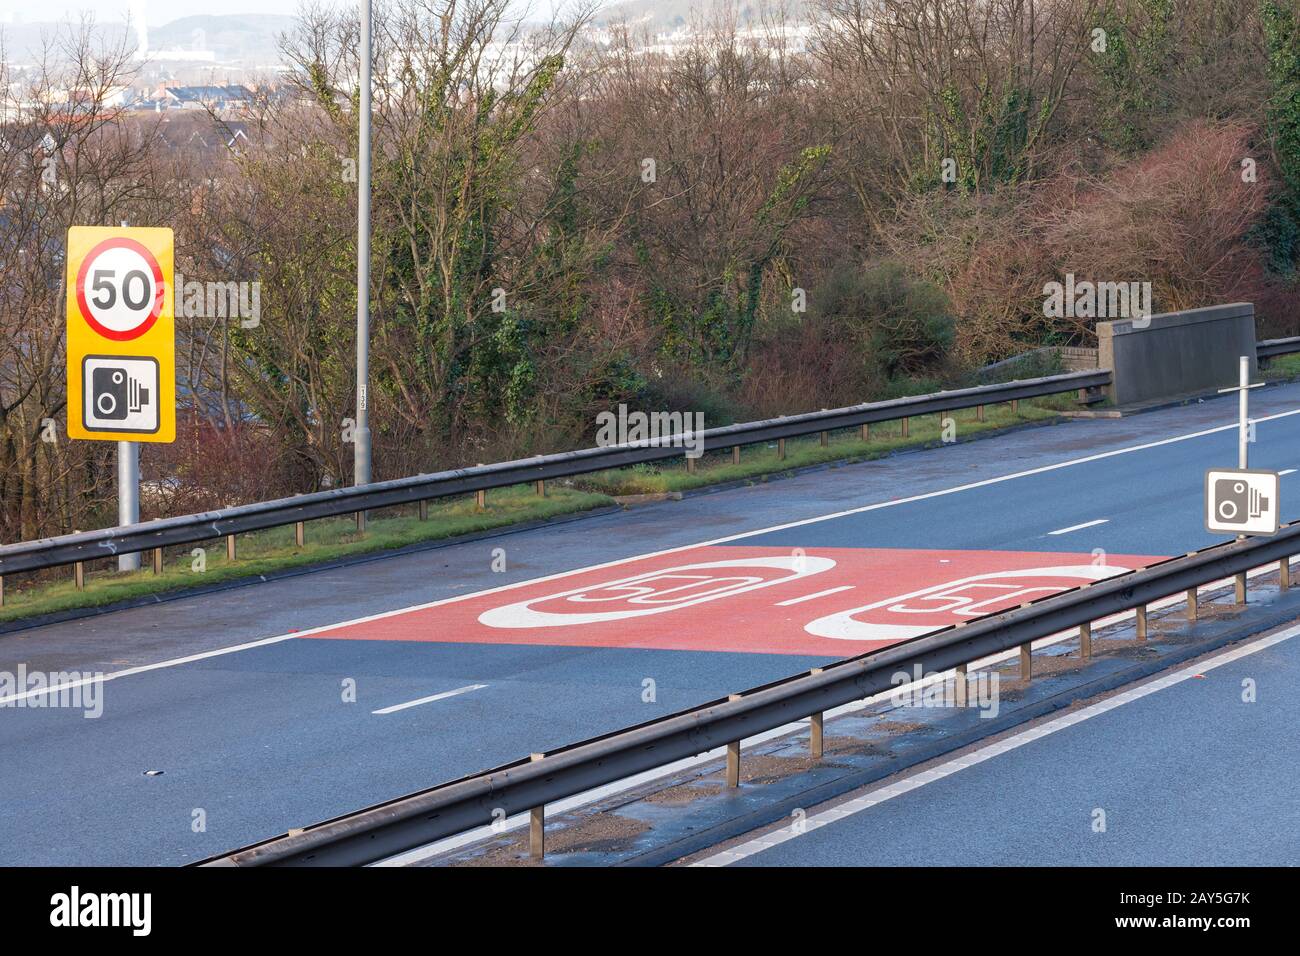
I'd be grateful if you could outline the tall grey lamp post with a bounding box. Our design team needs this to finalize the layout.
[354,0,373,493]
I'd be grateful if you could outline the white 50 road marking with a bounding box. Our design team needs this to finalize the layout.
[805,564,1130,642]
[4,404,1299,707]
[478,555,835,628]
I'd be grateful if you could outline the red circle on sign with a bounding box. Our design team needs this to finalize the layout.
[75,237,166,341]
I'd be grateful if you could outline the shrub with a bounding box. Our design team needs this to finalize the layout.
[809,261,956,382]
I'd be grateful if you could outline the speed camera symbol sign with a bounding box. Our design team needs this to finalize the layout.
[82,356,160,434]
[1205,468,1280,535]
[65,225,174,443]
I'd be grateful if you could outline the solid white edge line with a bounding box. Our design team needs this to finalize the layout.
[1047,518,1109,536]
[0,631,302,706]
[691,620,1300,866]
[372,684,487,715]
[6,405,1300,708]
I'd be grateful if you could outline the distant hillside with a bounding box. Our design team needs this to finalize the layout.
[150,14,298,63]
[0,19,131,62]
[592,0,813,32]
[0,14,297,66]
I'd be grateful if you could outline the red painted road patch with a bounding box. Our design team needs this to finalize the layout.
[306,546,1162,656]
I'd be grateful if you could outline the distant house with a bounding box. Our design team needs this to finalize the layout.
[102,85,138,109]
[63,85,138,110]
[224,122,251,153]
[157,85,255,113]
[152,113,263,164]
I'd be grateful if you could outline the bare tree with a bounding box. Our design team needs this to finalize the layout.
[0,21,173,541]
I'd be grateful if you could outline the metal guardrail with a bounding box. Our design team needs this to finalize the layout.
[7,334,1300,589]
[199,520,1300,867]
[1257,336,1300,360]
[0,369,1109,581]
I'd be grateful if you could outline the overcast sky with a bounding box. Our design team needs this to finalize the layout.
[0,1,569,27]
[0,1,310,25]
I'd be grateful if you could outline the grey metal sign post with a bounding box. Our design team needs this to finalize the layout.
[116,219,141,571]
[117,440,140,571]
[1216,356,1269,601]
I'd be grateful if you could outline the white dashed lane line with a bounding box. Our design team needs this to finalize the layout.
[775,586,856,606]
[372,684,488,715]
[1047,518,1109,536]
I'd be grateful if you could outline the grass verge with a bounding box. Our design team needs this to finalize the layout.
[571,398,1067,496]
[0,396,1069,626]
[1261,353,1300,381]
[0,486,611,625]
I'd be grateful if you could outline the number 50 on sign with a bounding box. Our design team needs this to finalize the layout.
[65,226,175,442]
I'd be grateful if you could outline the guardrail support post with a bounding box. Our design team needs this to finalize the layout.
[686,456,696,474]
[226,534,237,561]
[777,439,786,461]
[476,489,486,511]
[1281,558,1291,591]
[1135,605,1147,642]
[860,423,869,441]
[417,501,428,522]
[820,431,828,447]
[1020,642,1032,681]
[74,561,85,589]
[296,521,306,547]
[529,807,544,861]
[732,446,740,465]
[355,511,366,534]
[726,694,742,787]
[1079,621,1092,660]
[976,405,985,422]
[808,668,824,757]
[1011,399,1019,415]
[0,575,4,607]
[954,663,968,707]
[535,479,546,496]
[1235,571,1247,605]
[1187,587,1198,620]
[726,741,740,787]
[901,417,909,438]
[528,753,545,860]
[152,547,163,575]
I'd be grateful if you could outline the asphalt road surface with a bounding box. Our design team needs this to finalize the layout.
[3,384,1299,864]
[708,622,1300,866]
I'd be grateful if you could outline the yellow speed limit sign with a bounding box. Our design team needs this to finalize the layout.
[65,225,175,442]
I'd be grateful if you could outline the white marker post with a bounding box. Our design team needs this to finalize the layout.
[1218,356,1265,602]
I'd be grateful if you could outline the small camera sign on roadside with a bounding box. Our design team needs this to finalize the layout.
[1205,468,1280,535]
